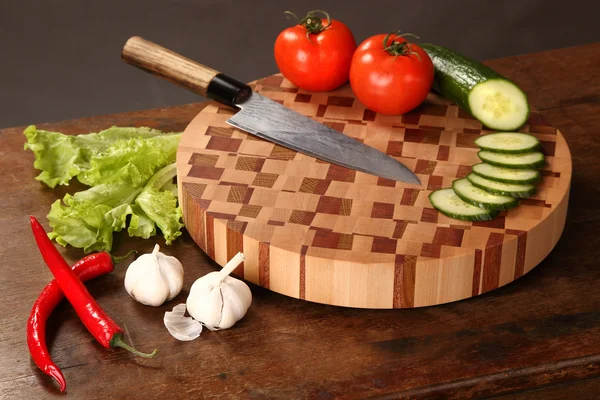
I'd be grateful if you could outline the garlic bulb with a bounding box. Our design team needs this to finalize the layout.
[186,253,252,330]
[124,244,184,307]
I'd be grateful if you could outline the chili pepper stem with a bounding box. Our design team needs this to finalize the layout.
[110,333,158,358]
[111,249,138,264]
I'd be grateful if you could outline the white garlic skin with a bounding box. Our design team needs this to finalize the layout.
[186,272,252,330]
[124,245,184,307]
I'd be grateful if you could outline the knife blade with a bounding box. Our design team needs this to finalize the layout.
[122,36,420,185]
[228,93,420,184]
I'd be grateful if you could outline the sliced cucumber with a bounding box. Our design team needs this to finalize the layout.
[452,178,519,211]
[467,173,536,198]
[468,80,529,131]
[478,150,546,169]
[472,163,541,184]
[422,43,529,131]
[474,132,540,154]
[429,188,499,221]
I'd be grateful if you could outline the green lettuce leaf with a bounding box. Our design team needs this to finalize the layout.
[47,199,114,252]
[77,133,181,187]
[128,204,157,239]
[27,125,186,253]
[47,183,143,253]
[134,163,183,245]
[46,164,184,252]
[160,180,178,198]
[23,125,171,188]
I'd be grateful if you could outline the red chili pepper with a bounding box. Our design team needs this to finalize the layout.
[29,216,157,365]
[27,250,135,392]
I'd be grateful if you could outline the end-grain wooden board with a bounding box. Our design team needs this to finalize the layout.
[177,74,571,309]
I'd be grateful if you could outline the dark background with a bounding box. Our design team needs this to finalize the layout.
[1,0,598,128]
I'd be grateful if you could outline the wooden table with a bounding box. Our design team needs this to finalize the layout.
[1,44,598,399]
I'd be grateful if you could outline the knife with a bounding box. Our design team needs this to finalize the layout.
[121,36,420,185]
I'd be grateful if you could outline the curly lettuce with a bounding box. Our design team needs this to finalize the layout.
[133,163,183,244]
[24,125,184,252]
[23,125,169,188]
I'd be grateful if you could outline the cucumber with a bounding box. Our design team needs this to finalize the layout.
[478,150,546,169]
[472,163,541,184]
[474,132,540,154]
[467,173,536,198]
[429,188,499,221]
[422,43,529,131]
[452,178,519,211]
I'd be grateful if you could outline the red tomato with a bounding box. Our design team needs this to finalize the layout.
[274,11,356,92]
[349,33,434,115]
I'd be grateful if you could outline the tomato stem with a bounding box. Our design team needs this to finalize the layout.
[383,31,422,61]
[284,9,332,41]
[283,11,301,24]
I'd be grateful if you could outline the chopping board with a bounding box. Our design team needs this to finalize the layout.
[176,74,571,309]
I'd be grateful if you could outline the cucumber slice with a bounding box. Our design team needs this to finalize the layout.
[474,132,540,154]
[467,173,536,198]
[468,80,529,131]
[422,44,529,131]
[429,188,499,221]
[452,178,519,211]
[478,150,546,169]
[472,163,541,184]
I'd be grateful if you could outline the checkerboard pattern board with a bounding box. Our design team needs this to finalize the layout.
[178,74,572,309]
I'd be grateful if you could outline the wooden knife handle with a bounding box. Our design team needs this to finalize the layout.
[122,36,251,106]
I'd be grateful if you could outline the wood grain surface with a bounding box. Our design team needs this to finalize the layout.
[0,43,598,399]
[178,75,571,309]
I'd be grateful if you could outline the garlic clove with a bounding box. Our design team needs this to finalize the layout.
[224,277,253,309]
[164,304,202,341]
[219,278,252,329]
[186,277,223,330]
[128,256,171,306]
[157,252,184,301]
[124,253,153,294]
